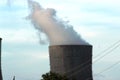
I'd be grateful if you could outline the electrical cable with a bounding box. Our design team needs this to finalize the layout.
[93,43,120,63]
[93,40,120,58]
[97,60,120,74]
[67,41,120,77]
[65,40,120,76]
[67,42,120,75]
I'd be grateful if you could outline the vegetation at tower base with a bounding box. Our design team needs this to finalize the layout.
[41,71,70,80]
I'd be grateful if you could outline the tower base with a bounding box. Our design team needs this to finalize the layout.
[49,45,93,80]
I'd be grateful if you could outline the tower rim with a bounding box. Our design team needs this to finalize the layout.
[49,44,92,47]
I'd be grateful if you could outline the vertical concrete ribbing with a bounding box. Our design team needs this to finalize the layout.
[49,45,93,80]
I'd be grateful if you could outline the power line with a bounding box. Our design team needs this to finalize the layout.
[64,59,91,74]
[68,59,120,78]
[93,43,120,63]
[68,42,120,77]
[93,40,120,58]
[97,60,120,74]
[66,41,120,74]
[64,40,120,77]
[68,63,92,78]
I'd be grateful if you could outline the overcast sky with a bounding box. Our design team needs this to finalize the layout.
[0,0,120,80]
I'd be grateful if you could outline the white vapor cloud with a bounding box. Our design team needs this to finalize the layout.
[28,0,89,45]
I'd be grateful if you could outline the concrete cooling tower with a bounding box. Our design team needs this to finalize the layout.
[49,45,93,80]
[0,38,3,80]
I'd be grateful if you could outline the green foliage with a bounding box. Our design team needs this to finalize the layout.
[41,71,69,80]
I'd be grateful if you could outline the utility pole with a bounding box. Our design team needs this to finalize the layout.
[0,38,3,80]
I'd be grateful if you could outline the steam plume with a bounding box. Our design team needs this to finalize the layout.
[28,0,89,45]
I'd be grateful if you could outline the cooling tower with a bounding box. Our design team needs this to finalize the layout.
[0,38,3,80]
[49,45,93,80]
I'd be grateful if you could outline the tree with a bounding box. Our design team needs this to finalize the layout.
[41,71,69,80]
